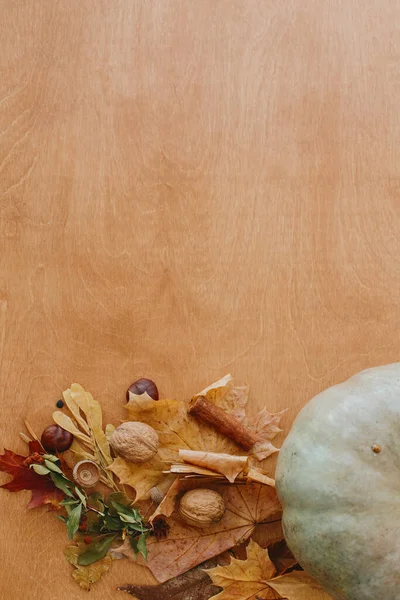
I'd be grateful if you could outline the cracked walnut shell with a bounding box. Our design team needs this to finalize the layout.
[110,421,159,463]
[179,488,225,528]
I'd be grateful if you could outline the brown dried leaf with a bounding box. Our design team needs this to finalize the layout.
[110,537,136,560]
[246,467,275,488]
[268,539,298,575]
[145,483,281,583]
[196,375,249,422]
[248,409,287,461]
[206,540,332,600]
[149,477,195,524]
[117,560,219,600]
[179,450,248,483]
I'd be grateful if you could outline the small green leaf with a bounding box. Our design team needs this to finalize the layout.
[56,515,67,523]
[77,535,116,566]
[61,498,80,506]
[42,454,60,463]
[127,522,145,533]
[44,459,63,474]
[101,513,123,532]
[118,513,138,524]
[50,472,75,497]
[75,486,87,507]
[107,492,130,506]
[88,491,105,511]
[129,535,139,556]
[136,533,148,560]
[67,504,82,539]
[111,501,140,521]
[30,464,50,475]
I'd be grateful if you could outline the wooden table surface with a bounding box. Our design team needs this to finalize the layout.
[1,1,400,598]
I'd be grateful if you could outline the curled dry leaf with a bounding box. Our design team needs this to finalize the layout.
[169,464,223,477]
[206,540,332,600]
[144,483,281,583]
[247,467,275,488]
[117,560,219,600]
[64,543,112,591]
[178,450,248,483]
[149,476,186,524]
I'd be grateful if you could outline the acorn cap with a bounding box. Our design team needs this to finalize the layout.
[72,460,100,488]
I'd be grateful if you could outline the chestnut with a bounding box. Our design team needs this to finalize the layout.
[41,424,73,453]
[126,378,159,401]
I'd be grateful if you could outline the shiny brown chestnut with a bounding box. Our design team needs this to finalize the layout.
[41,424,73,452]
[126,378,159,401]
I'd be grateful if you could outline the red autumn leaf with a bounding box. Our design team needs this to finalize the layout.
[0,448,64,509]
[28,440,43,454]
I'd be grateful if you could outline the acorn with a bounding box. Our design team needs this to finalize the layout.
[73,460,100,488]
[41,424,73,453]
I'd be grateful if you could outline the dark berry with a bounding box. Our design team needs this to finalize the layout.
[56,399,64,408]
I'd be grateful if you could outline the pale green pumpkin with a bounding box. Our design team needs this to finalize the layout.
[276,363,400,600]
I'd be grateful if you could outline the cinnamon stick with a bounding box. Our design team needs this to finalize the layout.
[188,395,257,450]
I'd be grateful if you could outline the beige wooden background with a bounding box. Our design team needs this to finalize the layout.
[1,1,400,598]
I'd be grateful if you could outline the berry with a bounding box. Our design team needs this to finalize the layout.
[56,399,64,408]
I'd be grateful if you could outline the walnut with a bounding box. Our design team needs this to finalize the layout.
[110,421,159,463]
[178,488,225,528]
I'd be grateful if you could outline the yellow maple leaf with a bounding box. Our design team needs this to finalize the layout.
[109,376,284,500]
[206,540,333,600]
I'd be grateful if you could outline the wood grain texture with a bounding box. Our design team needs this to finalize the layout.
[1,0,400,597]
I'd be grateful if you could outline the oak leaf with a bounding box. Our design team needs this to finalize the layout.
[64,543,112,591]
[206,540,332,600]
[144,483,281,583]
[117,560,219,600]
[0,448,64,509]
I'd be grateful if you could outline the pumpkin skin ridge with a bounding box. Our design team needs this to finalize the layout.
[276,363,400,600]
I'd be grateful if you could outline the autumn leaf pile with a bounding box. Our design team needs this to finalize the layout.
[0,375,333,599]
